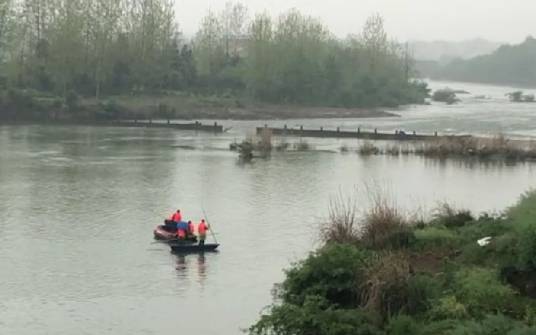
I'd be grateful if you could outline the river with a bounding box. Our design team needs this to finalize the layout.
[1,80,536,334]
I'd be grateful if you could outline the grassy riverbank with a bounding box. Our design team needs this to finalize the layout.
[250,191,536,334]
[0,89,397,122]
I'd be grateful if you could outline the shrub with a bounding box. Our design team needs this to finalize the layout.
[320,193,360,245]
[250,296,384,335]
[293,140,311,151]
[413,226,461,250]
[361,194,409,249]
[429,295,469,320]
[406,274,443,315]
[281,244,371,307]
[385,145,400,156]
[447,314,536,335]
[419,319,458,335]
[387,315,420,335]
[359,142,381,155]
[275,139,290,151]
[432,203,474,228]
[516,220,536,272]
[454,268,517,317]
[361,252,412,317]
[508,191,536,270]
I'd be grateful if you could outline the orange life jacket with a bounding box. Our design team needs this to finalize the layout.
[172,212,182,222]
[198,222,208,235]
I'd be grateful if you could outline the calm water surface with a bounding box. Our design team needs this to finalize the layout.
[1,81,536,334]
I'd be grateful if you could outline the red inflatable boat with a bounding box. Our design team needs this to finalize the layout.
[153,225,178,240]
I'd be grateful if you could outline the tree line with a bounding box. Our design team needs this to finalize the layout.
[418,37,536,87]
[0,1,428,119]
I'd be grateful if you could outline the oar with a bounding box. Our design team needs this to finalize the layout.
[202,207,219,244]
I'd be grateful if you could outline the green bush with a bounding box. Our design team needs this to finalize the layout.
[419,319,458,335]
[429,296,469,320]
[250,296,384,335]
[281,244,371,307]
[458,242,493,266]
[406,274,443,315]
[508,191,536,270]
[454,268,517,317]
[361,252,412,317]
[517,222,536,270]
[387,315,420,335]
[447,314,536,335]
[432,204,474,228]
[413,226,461,250]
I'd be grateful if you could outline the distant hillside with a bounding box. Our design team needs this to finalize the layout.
[409,38,502,62]
[426,37,536,87]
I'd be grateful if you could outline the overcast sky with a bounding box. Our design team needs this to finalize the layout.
[175,0,535,43]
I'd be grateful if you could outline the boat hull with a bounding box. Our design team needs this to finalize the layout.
[170,243,220,253]
[153,225,177,240]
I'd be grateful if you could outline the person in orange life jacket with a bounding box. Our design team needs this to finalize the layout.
[171,210,182,223]
[176,221,189,240]
[164,209,181,231]
[187,221,195,237]
[164,210,182,231]
[197,219,209,246]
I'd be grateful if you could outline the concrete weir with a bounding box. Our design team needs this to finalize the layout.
[110,120,224,133]
[256,125,471,141]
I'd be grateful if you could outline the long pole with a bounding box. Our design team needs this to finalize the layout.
[202,207,218,244]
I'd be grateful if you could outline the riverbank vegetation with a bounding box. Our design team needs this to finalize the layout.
[351,136,536,162]
[250,191,536,334]
[0,1,428,122]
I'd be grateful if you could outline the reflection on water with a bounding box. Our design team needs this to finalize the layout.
[174,253,209,286]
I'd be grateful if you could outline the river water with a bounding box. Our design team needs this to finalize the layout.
[1,81,536,334]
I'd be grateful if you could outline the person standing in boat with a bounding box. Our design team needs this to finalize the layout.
[187,221,195,238]
[197,219,209,246]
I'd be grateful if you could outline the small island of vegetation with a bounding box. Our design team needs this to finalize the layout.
[250,191,536,335]
[507,91,536,103]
